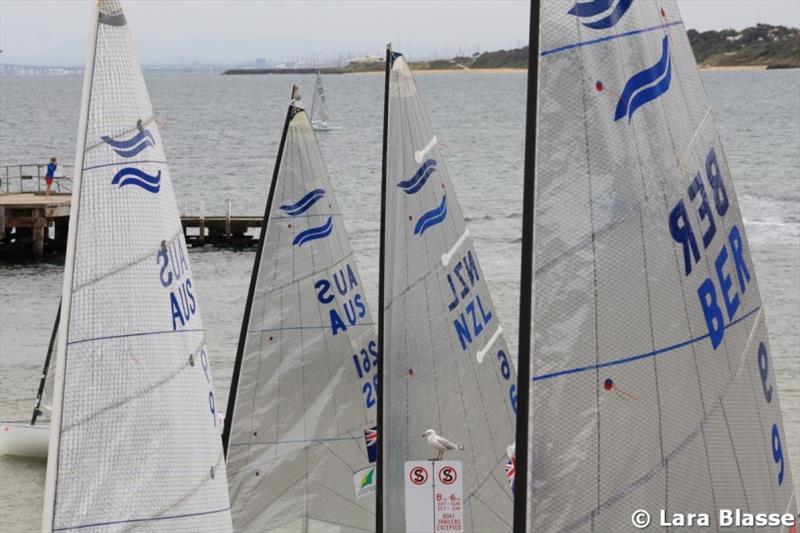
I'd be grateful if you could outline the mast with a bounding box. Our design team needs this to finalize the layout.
[41,2,100,528]
[513,2,540,530]
[222,88,295,456]
[376,43,391,533]
[31,300,61,425]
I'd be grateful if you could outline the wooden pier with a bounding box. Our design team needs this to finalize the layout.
[1,168,263,260]
[0,193,72,258]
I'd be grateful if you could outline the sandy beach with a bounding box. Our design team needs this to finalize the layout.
[699,65,770,71]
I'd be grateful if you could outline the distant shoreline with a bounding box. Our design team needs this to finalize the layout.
[699,65,768,72]
[223,64,796,76]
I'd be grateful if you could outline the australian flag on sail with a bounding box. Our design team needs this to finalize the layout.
[364,426,378,463]
[505,456,516,493]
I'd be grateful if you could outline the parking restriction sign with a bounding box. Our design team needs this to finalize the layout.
[404,461,463,533]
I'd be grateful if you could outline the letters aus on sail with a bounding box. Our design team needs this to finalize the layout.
[41,1,232,531]
[224,92,377,532]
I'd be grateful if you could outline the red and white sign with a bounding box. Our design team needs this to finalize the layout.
[404,460,463,533]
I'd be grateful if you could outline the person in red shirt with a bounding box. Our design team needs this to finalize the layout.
[45,157,57,197]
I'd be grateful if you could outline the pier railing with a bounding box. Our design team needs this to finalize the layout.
[1,164,73,194]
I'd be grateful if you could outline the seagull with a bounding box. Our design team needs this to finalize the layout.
[422,429,464,461]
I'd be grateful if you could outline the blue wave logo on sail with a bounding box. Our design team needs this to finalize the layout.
[614,36,672,123]
[567,0,633,29]
[280,189,326,216]
[414,196,447,236]
[101,124,156,158]
[111,167,161,193]
[293,216,333,246]
[397,159,437,195]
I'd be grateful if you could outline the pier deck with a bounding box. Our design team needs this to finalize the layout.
[1,192,263,260]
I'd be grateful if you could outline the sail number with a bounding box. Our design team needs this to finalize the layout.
[446,249,494,351]
[668,146,750,349]
[314,263,368,336]
[756,342,785,486]
[193,345,218,428]
[156,239,198,331]
[352,339,379,409]
[497,349,517,414]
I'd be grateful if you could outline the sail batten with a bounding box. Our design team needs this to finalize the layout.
[379,48,517,532]
[519,1,796,529]
[225,92,377,532]
[41,2,232,531]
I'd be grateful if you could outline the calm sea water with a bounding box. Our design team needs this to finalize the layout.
[1,69,798,531]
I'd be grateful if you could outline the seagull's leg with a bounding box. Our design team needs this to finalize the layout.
[437,449,443,461]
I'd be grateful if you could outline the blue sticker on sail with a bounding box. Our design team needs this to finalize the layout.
[414,196,447,236]
[615,36,672,123]
[293,216,333,246]
[567,0,633,29]
[390,51,404,67]
[280,188,326,216]
[102,125,156,158]
[111,167,161,193]
[398,159,437,194]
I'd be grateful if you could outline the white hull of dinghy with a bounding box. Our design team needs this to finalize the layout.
[0,421,49,459]
[311,121,342,132]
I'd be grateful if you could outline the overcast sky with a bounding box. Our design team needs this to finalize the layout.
[1,1,798,66]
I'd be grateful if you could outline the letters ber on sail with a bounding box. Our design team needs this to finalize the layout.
[517,1,797,531]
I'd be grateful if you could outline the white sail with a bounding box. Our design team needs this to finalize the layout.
[520,1,797,531]
[224,89,377,532]
[380,50,517,532]
[310,72,332,125]
[41,1,232,531]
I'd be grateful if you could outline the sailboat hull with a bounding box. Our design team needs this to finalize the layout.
[312,123,342,131]
[0,421,49,459]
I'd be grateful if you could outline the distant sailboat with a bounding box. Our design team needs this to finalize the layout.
[514,1,797,531]
[223,85,377,532]
[40,1,232,531]
[310,71,341,131]
[377,46,517,532]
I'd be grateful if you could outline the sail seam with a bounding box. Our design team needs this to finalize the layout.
[68,327,204,346]
[53,506,231,531]
[270,212,341,220]
[532,305,760,381]
[719,403,753,511]
[82,159,166,172]
[228,435,357,447]
[541,21,683,57]
[248,323,375,334]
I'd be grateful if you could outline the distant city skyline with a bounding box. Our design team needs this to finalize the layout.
[1,0,798,67]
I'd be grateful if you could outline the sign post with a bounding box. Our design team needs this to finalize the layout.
[404,460,463,533]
